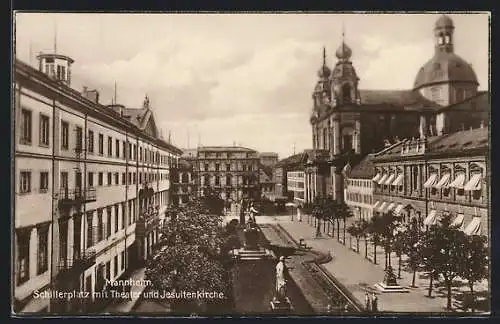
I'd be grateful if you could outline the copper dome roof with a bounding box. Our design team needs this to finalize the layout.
[335,42,352,60]
[435,15,454,29]
[413,51,478,89]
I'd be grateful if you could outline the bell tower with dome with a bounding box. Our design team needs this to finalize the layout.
[330,34,361,107]
[413,15,479,107]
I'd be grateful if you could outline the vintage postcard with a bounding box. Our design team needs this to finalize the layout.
[11,11,490,316]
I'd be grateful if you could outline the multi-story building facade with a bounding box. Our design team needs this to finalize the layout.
[196,146,260,203]
[287,171,306,204]
[344,154,376,221]
[170,158,196,206]
[259,152,279,167]
[372,125,489,239]
[307,15,488,204]
[272,152,307,201]
[13,53,182,313]
[259,166,274,199]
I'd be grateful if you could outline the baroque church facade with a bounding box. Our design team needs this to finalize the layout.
[306,14,489,203]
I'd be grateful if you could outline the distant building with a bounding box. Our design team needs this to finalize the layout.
[259,165,274,199]
[196,146,260,202]
[259,152,279,167]
[372,126,489,238]
[344,154,376,221]
[170,156,196,206]
[273,152,307,201]
[287,171,306,204]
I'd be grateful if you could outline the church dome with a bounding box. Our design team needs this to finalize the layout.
[335,42,352,60]
[413,51,478,90]
[317,65,331,78]
[435,14,454,29]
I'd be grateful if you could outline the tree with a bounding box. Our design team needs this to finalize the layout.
[401,224,423,288]
[367,214,384,265]
[347,220,368,253]
[458,234,488,312]
[145,198,230,313]
[312,197,332,237]
[422,214,466,309]
[333,202,353,245]
[392,223,409,279]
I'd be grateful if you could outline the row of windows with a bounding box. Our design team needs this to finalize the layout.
[374,165,485,201]
[287,180,305,189]
[200,175,257,186]
[347,179,372,188]
[19,109,178,167]
[288,172,305,178]
[346,192,373,205]
[199,162,258,172]
[198,152,256,159]
[18,170,169,194]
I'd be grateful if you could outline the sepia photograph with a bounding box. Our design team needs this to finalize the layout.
[12,11,490,316]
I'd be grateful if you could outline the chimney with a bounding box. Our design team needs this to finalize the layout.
[81,87,100,103]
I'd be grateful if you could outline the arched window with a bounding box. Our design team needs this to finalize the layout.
[437,33,444,45]
[342,84,351,102]
[444,34,451,44]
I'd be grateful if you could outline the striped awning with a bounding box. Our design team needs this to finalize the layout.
[373,201,381,209]
[394,204,404,215]
[377,174,388,185]
[464,217,481,236]
[464,173,482,191]
[386,202,396,213]
[377,201,387,212]
[372,173,381,182]
[383,173,396,186]
[392,174,404,186]
[423,174,438,188]
[449,173,466,189]
[451,214,464,229]
[423,210,438,226]
[434,173,451,189]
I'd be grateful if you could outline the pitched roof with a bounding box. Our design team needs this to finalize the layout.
[359,89,435,108]
[182,148,198,159]
[304,149,330,163]
[178,158,193,169]
[374,126,489,160]
[275,152,307,168]
[260,168,273,183]
[348,154,376,179]
[259,152,279,157]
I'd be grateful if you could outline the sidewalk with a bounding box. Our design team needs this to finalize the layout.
[279,219,488,313]
[104,267,147,313]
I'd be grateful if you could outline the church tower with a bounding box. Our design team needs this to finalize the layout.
[329,31,361,107]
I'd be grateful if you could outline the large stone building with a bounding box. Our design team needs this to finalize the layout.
[272,152,307,201]
[196,146,260,203]
[307,15,488,204]
[13,52,182,313]
[372,125,489,238]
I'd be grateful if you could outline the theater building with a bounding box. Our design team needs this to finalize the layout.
[372,125,489,239]
[13,52,181,313]
[307,15,488,205]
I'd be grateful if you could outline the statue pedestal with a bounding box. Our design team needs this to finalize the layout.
[231,248,275,261]
[270,297,292,313]
[374,267,408,293]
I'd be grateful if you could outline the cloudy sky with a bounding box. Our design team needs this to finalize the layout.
[15,12,489,159]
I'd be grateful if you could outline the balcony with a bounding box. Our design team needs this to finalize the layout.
[59,187,97,207]
[56,249,96,280]
[136,206,159,237]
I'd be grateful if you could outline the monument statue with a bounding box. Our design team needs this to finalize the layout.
[383,266,398,286]
[275,256,287,301]
[243,217,259,250]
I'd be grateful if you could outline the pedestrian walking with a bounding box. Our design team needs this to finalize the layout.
[365,292,371,312]
[371,292,378,312]
[297,205,302,222]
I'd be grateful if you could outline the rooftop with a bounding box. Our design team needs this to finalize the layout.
[198,146,257,152]
[348,154,377,179]
[374,126,489,161]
